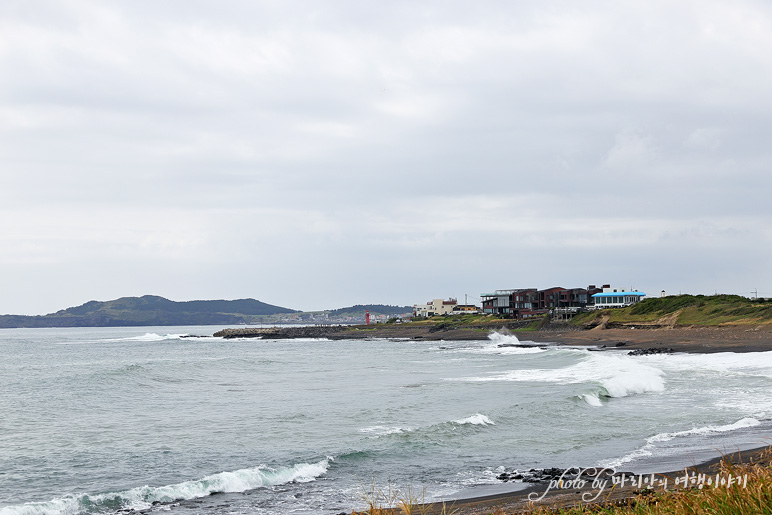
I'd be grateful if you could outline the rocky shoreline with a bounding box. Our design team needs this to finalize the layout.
[212,323,521,341]
[211,323,772,353]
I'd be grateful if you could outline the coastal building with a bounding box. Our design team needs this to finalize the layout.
[413,298,458,317]
[481,290,518,316]
[452,304,480,314]
[538,287,565,310]
[482,284,608,318]
[591,286,646,308]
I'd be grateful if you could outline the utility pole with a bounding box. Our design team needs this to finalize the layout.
[752,289,758,299]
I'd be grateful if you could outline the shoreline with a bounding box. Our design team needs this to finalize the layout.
[364,445,772,514]
[212,323,772,513]
[525,325,772,354]
[214,324,772,354]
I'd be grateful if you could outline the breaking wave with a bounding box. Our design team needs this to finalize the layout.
[580,393,603,407]
[455,350,665,400]
[0,459,330,515]
[449,332,546,355]
[359,414,496,440]
[359,425,412,436]
[488,332,522,345]
[602,417,762,469]
[122,333,192,342]
[454,414,495,426]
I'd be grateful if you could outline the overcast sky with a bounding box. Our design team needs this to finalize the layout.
[2,1,771,315]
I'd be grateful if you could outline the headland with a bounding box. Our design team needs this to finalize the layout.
[212,322,772,354]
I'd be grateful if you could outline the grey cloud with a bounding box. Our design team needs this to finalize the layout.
[1,1,772,313]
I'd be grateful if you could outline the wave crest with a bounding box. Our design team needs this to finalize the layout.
[1,459,330,515]
[603,417,761,468]
[457,351,665,400]
[454,414,495,426]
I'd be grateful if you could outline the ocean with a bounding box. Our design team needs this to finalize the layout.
[1,326,771,514]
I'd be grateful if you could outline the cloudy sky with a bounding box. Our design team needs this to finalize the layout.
[2,1,771,314]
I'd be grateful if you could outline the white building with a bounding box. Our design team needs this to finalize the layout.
[413,298,458,317]
[592,287,645,308]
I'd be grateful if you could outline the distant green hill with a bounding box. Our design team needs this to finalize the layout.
[327,304,413,318]
[0,295,298,328]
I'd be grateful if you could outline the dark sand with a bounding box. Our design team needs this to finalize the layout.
[362,446,772,514]
[525,325,772,354]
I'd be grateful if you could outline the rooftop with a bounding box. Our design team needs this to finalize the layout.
[592,291,646,297]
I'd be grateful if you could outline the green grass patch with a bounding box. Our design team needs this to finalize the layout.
[572,295,772,328]
[514,316,550,332]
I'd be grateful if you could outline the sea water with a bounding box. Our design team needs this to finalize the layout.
[1,326,771,514]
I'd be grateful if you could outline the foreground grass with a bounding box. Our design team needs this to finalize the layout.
[354,451,772,515]
[572,295,772,328]
[526,454,772,515]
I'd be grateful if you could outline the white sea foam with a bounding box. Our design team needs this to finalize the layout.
[122,333,189,342]
[652,350,772,377]
[452,333,546,356]
[0,459,330,515]
[488,332,522,345]
[581,393,603,407]
[648,417,761,442]
[602,417,762,469]
[359,425,412,436]
[360,415,495,439]
[455,351,665,400]
[454,414,495,426]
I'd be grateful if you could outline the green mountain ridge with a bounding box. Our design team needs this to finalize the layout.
[0,295,298,328]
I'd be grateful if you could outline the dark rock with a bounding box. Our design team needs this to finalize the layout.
[497,467,583,484]
[628,348,674,356]
[615,341,627,347]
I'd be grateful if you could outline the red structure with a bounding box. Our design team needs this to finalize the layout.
[366,310,370,325]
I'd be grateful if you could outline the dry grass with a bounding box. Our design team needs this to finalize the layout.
[352,450,772,515]
[525,451,772,515]
[354,478,458,514]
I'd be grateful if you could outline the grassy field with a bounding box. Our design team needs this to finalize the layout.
[405,313,545,332]
[571,295,772,328]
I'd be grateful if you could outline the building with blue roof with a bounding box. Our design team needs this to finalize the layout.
[591,286,646,309]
